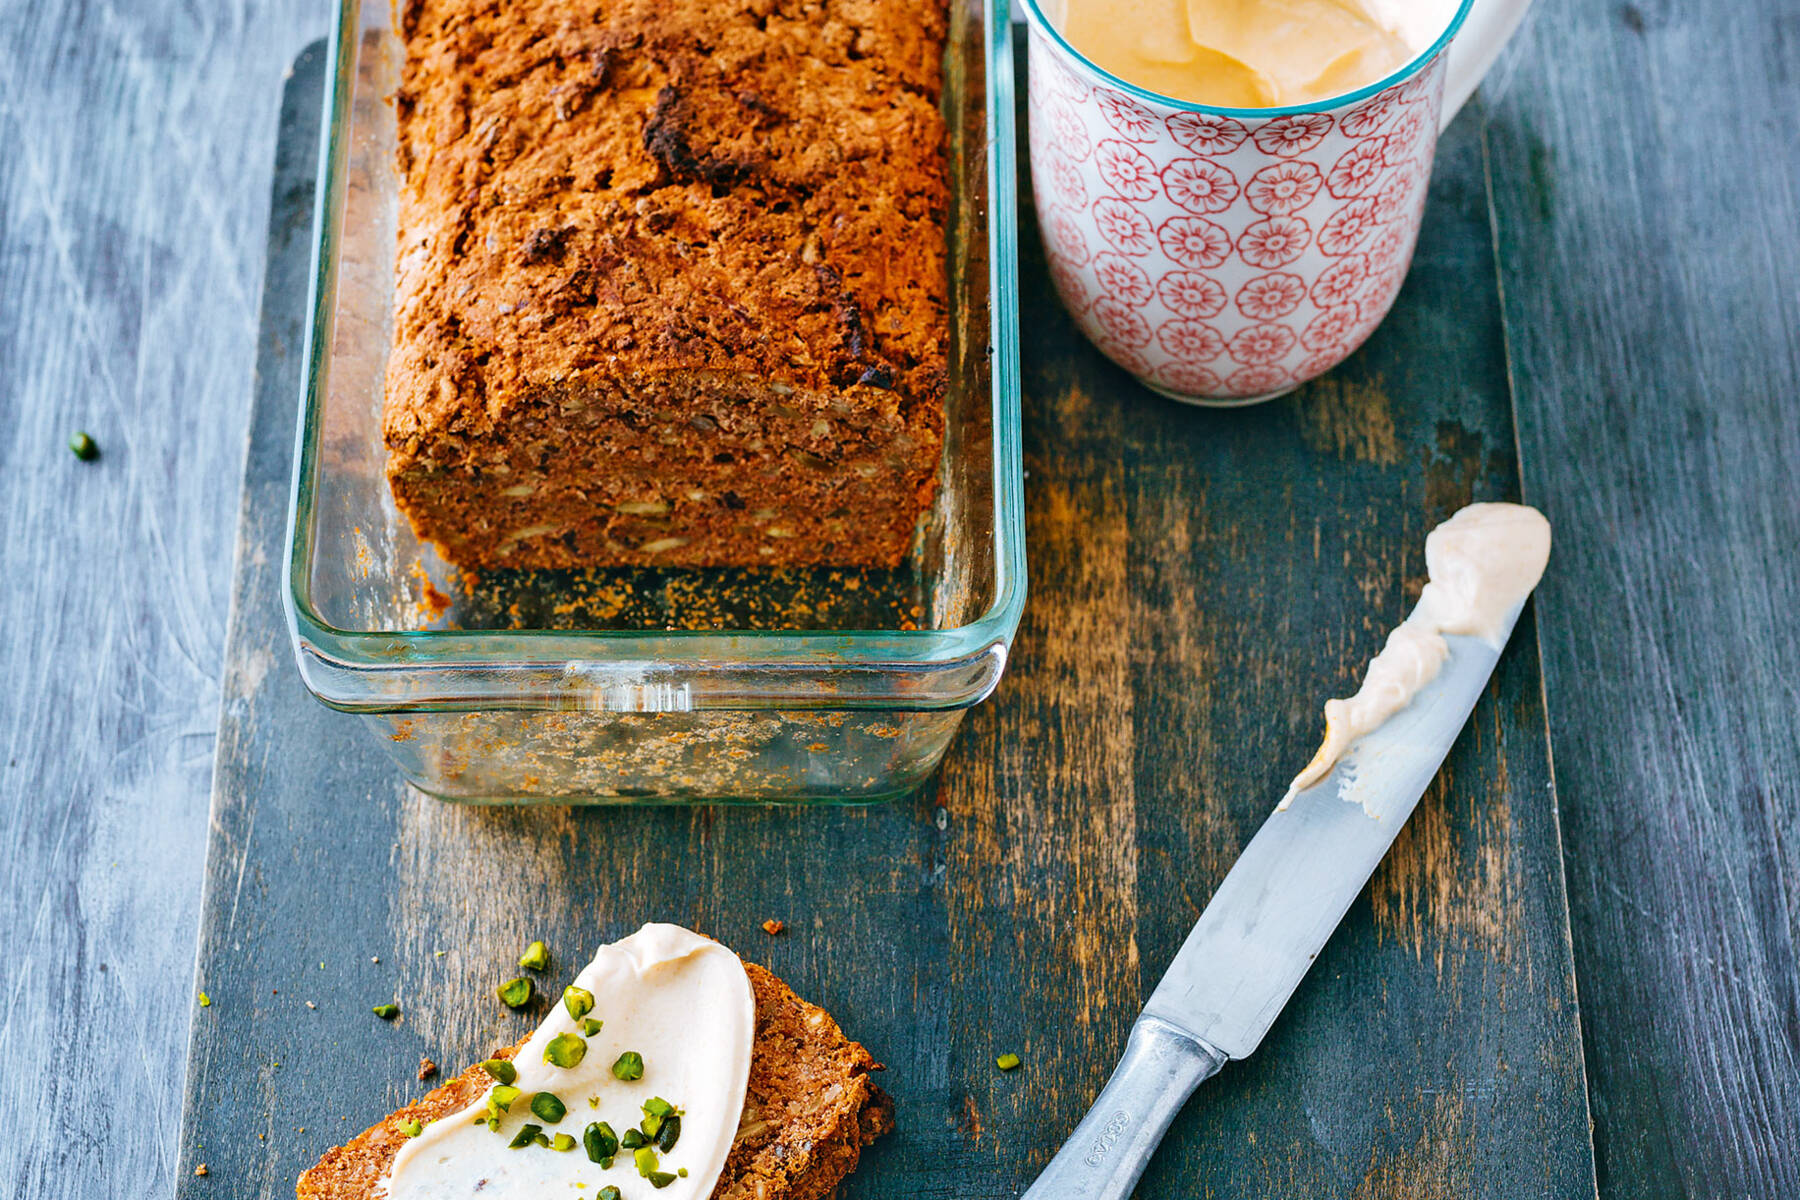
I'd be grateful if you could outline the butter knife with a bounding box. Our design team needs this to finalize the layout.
[1018,601,1526,1200]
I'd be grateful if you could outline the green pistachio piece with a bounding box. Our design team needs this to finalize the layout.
[372,1003,399,1020]
[583,1120,620,1164]
[996,1052,1022,1071]
[563,985,595,1019]
[69,432,99,461]
[497,977,534,1009]
[611,1050,645,1081]
[481,1058,518,1085]
[508,1123,543,1149]
[620,1127,646,1149]
[551,1133,577,1152]
[518,941,551,971]
[634,1145,660,1178]
[655,1113,681,1153]
[398,1119,423,1138]
[580,1017,604,1037]
[598,1189,623,1200]
[530,1092,567,1123]
[544,1032,587,1069]
[642,1097,674,1118]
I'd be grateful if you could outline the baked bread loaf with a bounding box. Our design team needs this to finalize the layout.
[297,961,893,1199]
[385,0,950,569]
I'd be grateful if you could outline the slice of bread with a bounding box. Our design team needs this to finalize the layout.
[298,962,892,1200]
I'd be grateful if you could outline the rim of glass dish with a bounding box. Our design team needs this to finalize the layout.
[282,0,1028,675]
[1016,0,1476,118]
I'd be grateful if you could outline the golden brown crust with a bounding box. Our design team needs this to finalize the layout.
[296,960,891,1200]
[384,0,948,569]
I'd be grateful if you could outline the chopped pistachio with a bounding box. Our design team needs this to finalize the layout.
[583,1121,619,1164]
[588,1096,601,1110]
[678,1169,688,1178]
[620,1128,647,1150]
[551,1133,578,1152]
[642,1097,674,1119]
[598,1189,623,1200]
[611,1051,645,1081]
[641,1112,663,1139]
[580,1017,604,1037]
[497,977,534,1008]
[481,1058,518,1086]
[483,1084,522,1129]
[518,941,551,971]
[197,991,211,1008]
[649,1172,678,1189]
[69,432,99,461]
[634,1146,660,1178]
[372,1003,399,1020]
[655,1114,681,1153]
[399,1119,423,1138]
[508,1123,543,1149]
[531,1092,568,1123]
[996,1052,1022,1071]
[563,985,595,1019]
[545,1032,587,1069]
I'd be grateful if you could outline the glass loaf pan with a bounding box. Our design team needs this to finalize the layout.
[284,0,1026,802]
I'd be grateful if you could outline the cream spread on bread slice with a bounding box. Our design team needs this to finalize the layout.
[385,925,753,1199]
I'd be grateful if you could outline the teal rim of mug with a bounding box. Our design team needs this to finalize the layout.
[1016,0,1478,118]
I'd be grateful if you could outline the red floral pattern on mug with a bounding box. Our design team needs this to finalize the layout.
[1226,364,1291,395]
[1096,90,1162,142]
[1025,24,1453,403]
[1239,217,1312,268]
[1092,197,1156,255]
[1301,304,1362,352]
[1096,140,1161,200]
[1156,270,1228,318]
[1339,92,1402,137]
[1368,170,1416,223]
[1165,111,1249,155]
[1228,322,1298,365]
[1050,260,1090,312]
[1157,362,1224,394]
[1047,97,1092,161]
[1048,152,1089,208]
[1161,158,1239,214]
[1045,207,1093,266]
[1309,254,1369,309]
[1244,161,1323,216]
[1317,196,1382,255]
[1090,295,1154,347]
[1236,272,1306,319]
[1383,108,1428,166]
[1327,136,1389,198]
[1367,221,1413,271]
[1157,215,1233,268]
[1093,253,1155,306]
[1156,318,1227,363]
[1254,113,1333,157]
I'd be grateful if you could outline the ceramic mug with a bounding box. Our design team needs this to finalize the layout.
[1020,0,1533,405]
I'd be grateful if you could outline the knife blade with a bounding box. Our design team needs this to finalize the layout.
[1018,600,1524,1200]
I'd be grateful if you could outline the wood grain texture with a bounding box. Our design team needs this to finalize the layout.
[1485,1,1800,1196]
[173,44,1594,1200]
[0,7,320,1200]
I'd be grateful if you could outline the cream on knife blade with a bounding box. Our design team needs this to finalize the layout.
[1050,0,1459,107]
[1282,502,1552,811]
[385,925,753,1199]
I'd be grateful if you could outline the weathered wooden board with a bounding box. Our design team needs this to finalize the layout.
[1485,1,1800,1196]
[175,40,1594,1200]
[0,6,317,1200]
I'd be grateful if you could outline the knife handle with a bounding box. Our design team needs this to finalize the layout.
[1019,1016,1227,1200]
